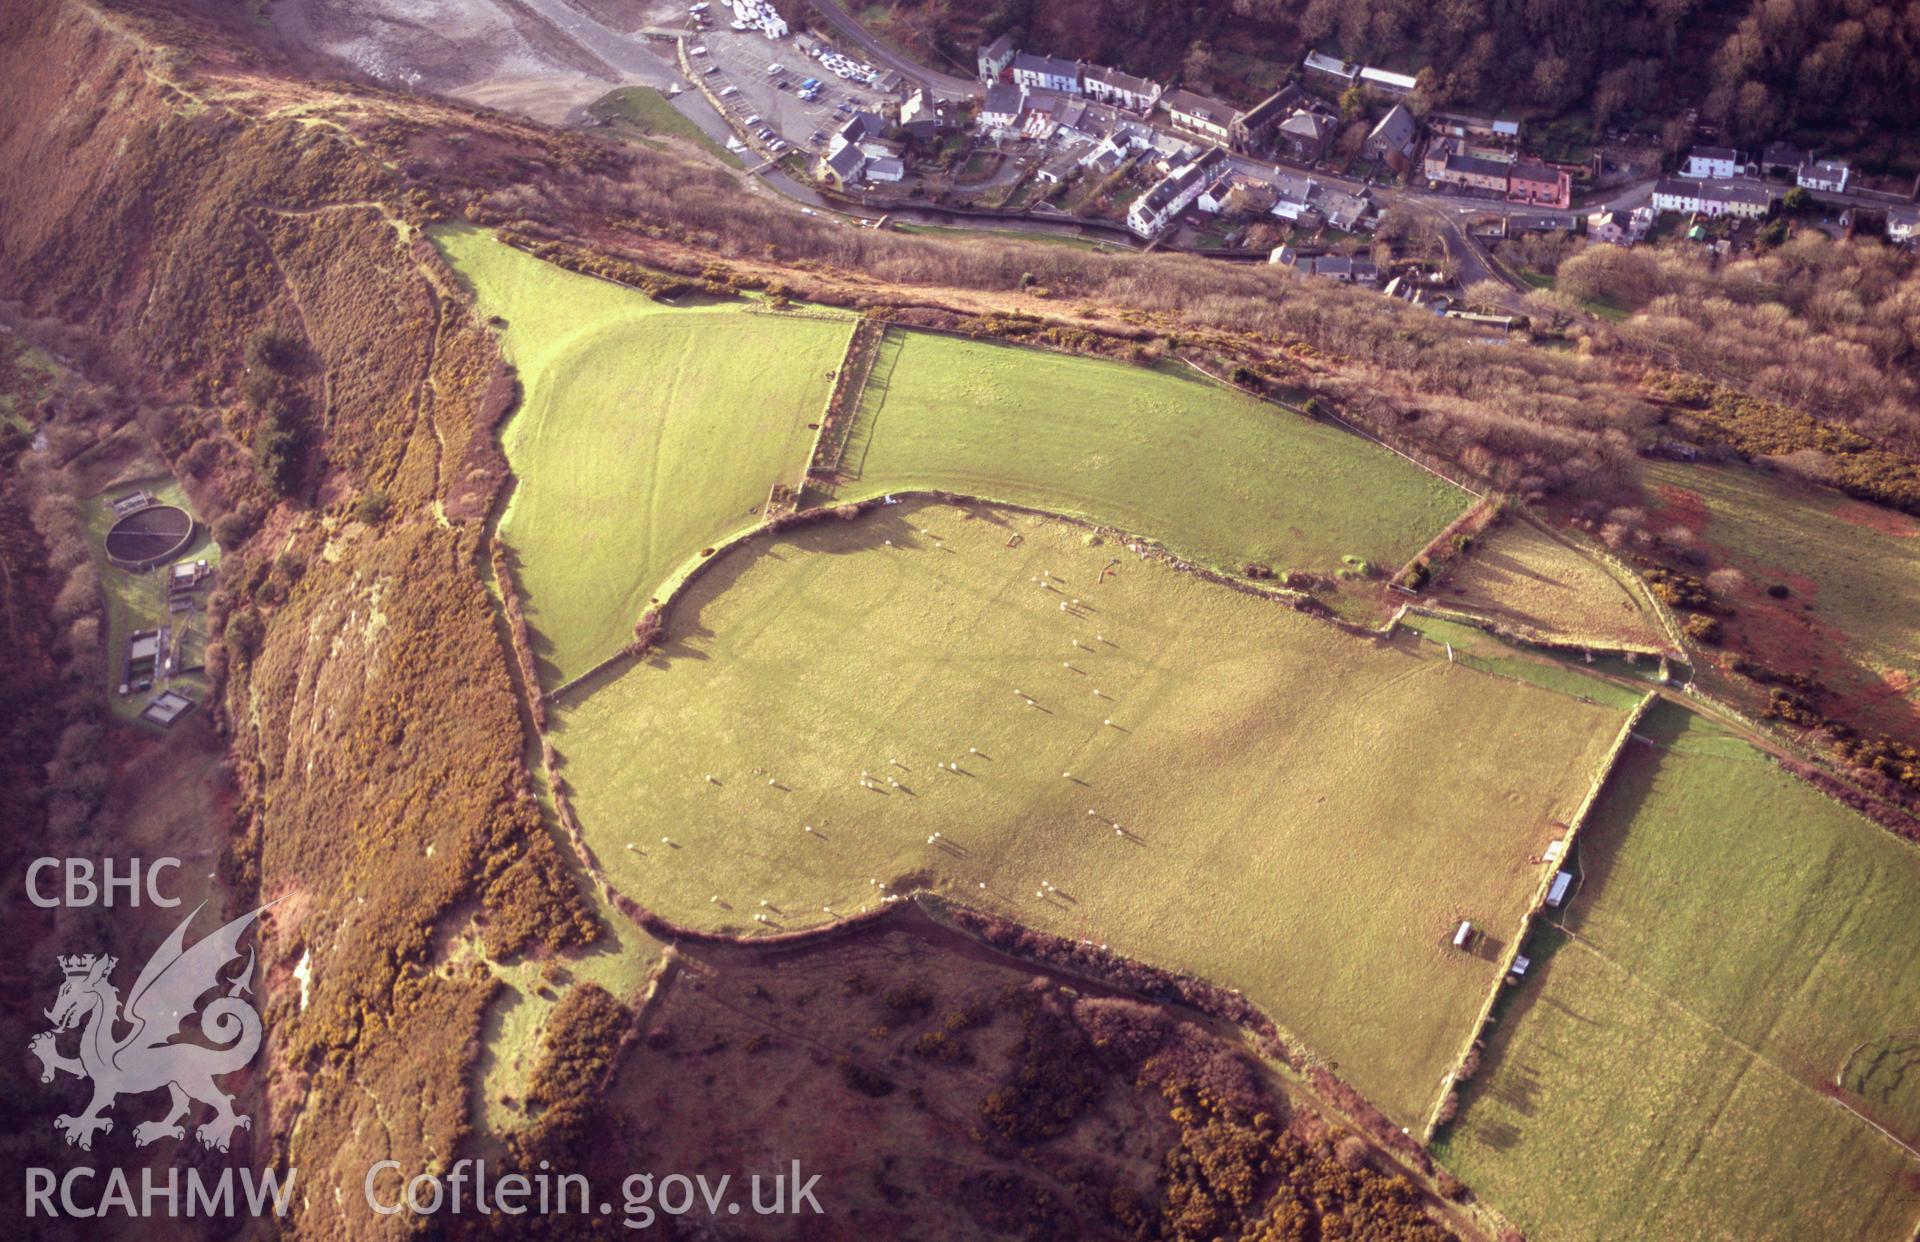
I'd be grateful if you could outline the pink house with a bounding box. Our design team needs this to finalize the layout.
[1507,161,1571,209]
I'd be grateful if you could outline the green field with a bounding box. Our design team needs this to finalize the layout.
[1438,704,1920,1240]
[87,478,219,723]
[830,328,1471,579]
[435,226,854,683]
[551,499,1627,1124]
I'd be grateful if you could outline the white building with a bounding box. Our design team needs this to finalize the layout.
[1651,176,1776,219]
[1082,63,1161,112]
[1127,147,1225,236]
[1888,205,1918,245]
[977,83,1025,131]
[1796,159,1850,193]
[1681,146,1743,180]
[1008,52,1079,95]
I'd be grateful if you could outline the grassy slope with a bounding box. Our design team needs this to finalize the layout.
[1647,459,1920,729]
[553,499,1626,1125]
[87,477,219,722]
[833,328,1471,579]
[1438,704,1920,1241]
[587,86,744,168]
[435,226,853,683]
[1445,521,1662,650]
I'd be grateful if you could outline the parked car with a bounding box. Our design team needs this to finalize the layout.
[718,85,738,97]
[767,63,785,76]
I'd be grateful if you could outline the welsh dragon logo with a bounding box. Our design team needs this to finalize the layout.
[30,903,269,1152]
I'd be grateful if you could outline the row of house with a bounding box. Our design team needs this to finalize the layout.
[1685,145,1852,193]
[979,38,1345,166]
[1269,245,1380,284]
[816,109,906,186]
[978,37,1164,112]
[1651,176,1777,219]
[1422,135,1574,208]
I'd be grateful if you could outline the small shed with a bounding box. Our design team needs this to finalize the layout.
[1452,920,1474,949]
[1546,871,1574,908]
[1510,955,1531,978]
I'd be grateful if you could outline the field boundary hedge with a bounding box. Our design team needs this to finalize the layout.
[808,317,883,480]
[1421,689,1658,1142]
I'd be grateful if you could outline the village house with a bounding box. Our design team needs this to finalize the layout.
[1682,145,1744,179]
[818,142,866,186]
[978,83,1025,131]
[1507,160,1572,209]
[1587,206,1653,244]
[1760,142,1810,177]
[1158,88,1241,145]
[865,156,905,183]
[1127,146,1225,236]
[1227,83,1302,154]
[1887,205,1918,245]
[1364,103,1419,171]
[1082,63,1162,112]
[1275,111,1334,163]
[1426,137,1511,193]
[977,33,1017,83]
[1651,176,1776,219]
[1009,52,1080,95]
[1796,158,1850,193]
[897,89,948,140]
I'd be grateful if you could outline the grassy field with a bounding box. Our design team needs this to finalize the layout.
[1437,704,1920,1241]
[435,226,854,684]
[586,86,743,167]
[1647,459,1920,734]
[829,328,1471,580]
[552,499,1627,1125]
[86,477,219,723]
[1443,520,1663,651]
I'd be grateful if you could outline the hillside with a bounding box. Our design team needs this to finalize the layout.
[852,0,1920,147]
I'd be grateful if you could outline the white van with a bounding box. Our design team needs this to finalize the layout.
[718,85,738,97]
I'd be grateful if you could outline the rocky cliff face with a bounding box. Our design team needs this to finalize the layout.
[0,7,594,1234]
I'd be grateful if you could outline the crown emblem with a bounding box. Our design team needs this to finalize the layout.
[59,954,98,977]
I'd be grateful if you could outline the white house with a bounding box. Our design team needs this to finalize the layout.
[1127,147,1225,236]
[1159,88,1240,144]
[1082,63,1161,112]
[1796,159,1850,193]
[1888,205,1919,245]
[977,33,1017,82]
[1008,52,1080,95]
[1682,146,1743,179]
[977,83,1025,131]
[1652,176,1776,219]
[865,157,905,183]
[1589,206,1653,244]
